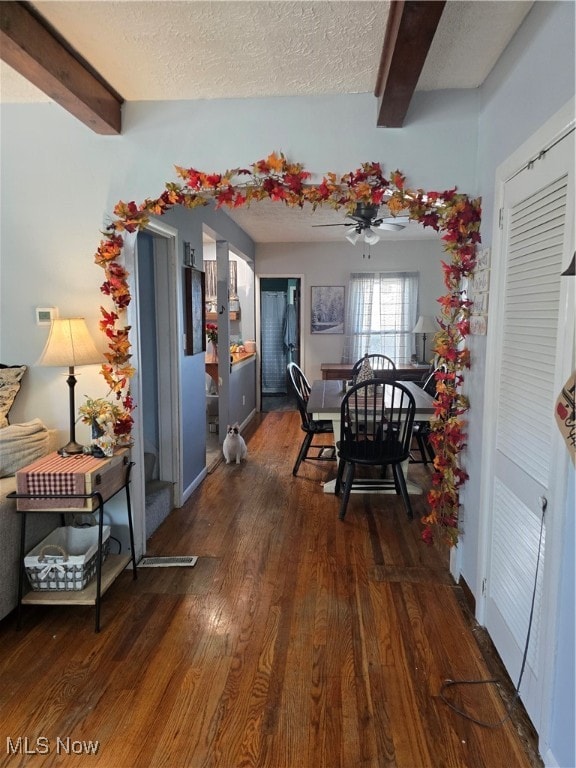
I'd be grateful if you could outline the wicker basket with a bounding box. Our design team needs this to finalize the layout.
[25,526,111,591]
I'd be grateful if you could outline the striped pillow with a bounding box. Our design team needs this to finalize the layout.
[0,365,27,428]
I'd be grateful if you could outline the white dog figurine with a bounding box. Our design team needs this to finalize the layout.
[223,424,248,464]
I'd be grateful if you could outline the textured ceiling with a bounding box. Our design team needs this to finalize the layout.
[1,0,533,244]
[1,1,533,103]
[1,1,390,102]
[220,198,437,244]
[417,1,533,90]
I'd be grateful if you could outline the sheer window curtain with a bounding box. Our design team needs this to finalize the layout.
[342,272,419,364]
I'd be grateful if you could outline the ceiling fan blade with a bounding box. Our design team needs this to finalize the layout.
[380,216,409,224]
[377,219,408,232]
[311,222,353,228]
[310,206,409,236]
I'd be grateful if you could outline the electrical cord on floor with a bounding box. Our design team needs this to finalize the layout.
[439,498,547,729]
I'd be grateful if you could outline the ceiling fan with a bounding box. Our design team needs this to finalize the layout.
[313,203,409,244]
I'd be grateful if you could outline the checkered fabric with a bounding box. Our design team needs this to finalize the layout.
[17,452,104,510]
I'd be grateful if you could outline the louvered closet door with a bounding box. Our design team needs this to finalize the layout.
[484,134,573,729]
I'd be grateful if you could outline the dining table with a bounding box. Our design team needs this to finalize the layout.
[320,362,431,382]
[307,378,436,495]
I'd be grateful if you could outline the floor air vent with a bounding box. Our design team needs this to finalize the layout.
[138,556,198,568]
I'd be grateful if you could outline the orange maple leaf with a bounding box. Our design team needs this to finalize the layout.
[266,152,285,173]
[386,196,407,215]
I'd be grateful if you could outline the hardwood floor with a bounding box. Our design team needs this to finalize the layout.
[0,412,543,768]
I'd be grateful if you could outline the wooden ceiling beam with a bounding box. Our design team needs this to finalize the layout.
[0,1,123,134]
[375,0,446,128]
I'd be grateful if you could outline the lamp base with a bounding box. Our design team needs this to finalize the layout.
[58,440,85,456]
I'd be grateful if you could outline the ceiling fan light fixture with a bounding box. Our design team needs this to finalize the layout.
[346,227,361,245]
[363,228,380,245]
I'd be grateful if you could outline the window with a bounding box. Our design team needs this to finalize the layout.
[342,272,418,364]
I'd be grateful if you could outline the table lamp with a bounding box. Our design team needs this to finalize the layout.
[38,318,103,454]
[413,315,437,364]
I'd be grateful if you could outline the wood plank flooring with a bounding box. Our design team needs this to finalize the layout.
[0,412,543,768]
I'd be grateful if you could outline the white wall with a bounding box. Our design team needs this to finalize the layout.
[120,88,479,197]
[256,238,445,382]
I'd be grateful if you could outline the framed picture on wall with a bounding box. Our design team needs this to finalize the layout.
[311,285,345,334]
[184,267,206,355]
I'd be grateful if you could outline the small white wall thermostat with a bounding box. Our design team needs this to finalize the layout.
[36,307,58,325]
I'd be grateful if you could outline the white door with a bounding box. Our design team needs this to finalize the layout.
[481,119,574,729]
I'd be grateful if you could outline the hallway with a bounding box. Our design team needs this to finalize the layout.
[261,393,295,412]
[206,394,295,472]
[0,412,542,768]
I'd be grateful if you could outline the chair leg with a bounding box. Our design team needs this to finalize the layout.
[338,463,355,520]
[292,432,313,476]
[392,462,414,520]
[334,457,346,495]
[425,434,435,463]
[416,432,429,465]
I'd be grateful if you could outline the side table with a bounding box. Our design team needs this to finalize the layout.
[8,449,137,632]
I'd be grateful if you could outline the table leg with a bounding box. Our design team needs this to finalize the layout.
[125,478,138,580]
[16,512,27,630]
[95,494,104,633]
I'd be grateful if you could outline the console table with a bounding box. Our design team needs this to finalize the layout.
[320,362,431,382]
[8,448,137,632]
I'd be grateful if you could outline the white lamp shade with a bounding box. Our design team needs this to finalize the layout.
[346,228,361,245]
[38,318,103,367]
[413,315,438,334]
[363,228,380,245]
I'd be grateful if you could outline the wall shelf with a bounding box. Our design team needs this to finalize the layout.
[206,311,239,321]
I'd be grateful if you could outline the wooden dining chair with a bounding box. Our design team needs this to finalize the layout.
[351,354,396,384]
[287,362,336,476]
[334,378,416,520]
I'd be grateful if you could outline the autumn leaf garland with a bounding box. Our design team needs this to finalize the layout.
[94,152,481,545]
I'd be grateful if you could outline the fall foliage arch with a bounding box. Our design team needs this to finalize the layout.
[94,153,481,545]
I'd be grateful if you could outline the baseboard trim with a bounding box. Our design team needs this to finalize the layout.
[458,574,476,615]
[182,468,207,504]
